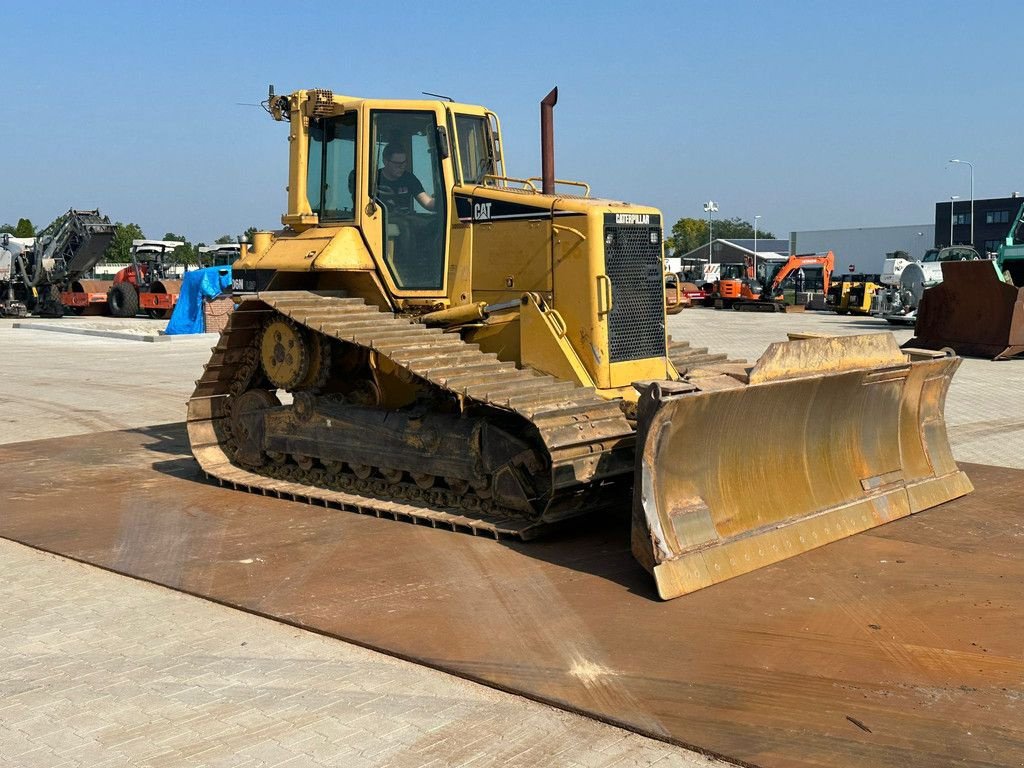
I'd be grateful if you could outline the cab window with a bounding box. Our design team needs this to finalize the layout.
[307,112,357,222]
[454,114,493,184]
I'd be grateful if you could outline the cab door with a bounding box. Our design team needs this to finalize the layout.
[363,108,449,297]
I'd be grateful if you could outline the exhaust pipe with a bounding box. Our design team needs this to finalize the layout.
[541,87,558,195]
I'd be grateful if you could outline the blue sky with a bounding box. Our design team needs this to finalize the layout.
[3,1,1021,242]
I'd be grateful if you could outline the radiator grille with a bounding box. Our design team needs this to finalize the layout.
[604,217,666,363]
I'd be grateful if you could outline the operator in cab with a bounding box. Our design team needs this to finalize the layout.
[375,142,438,273]
[376,144,436,213]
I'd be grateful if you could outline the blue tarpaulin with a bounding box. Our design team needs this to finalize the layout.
[165,266,233,335]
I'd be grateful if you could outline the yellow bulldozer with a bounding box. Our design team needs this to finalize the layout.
[188,86,971,600]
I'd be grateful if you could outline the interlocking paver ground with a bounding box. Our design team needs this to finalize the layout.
[2,309,1022,768]
[0,540,724,768]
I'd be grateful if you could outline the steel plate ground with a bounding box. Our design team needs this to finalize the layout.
[1,424,1021,768]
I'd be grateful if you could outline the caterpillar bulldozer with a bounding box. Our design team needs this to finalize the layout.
[187,86,971,600]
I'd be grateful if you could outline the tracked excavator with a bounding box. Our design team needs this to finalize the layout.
[187,87,971,600]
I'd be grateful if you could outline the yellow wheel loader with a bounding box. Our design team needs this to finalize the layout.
[188,86,971,600]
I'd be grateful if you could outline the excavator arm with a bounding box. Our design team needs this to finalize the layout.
[765,251,835,297]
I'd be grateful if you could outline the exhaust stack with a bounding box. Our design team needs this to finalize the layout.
[541,87,558,195]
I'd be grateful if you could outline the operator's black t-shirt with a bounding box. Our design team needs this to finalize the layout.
[376,169,424,214]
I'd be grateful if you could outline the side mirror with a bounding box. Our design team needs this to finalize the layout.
[436,126,450,159]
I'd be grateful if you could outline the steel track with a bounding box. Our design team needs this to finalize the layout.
[188,291,644,540]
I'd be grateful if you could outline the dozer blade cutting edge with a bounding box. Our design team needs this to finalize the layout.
[631,333,972,600]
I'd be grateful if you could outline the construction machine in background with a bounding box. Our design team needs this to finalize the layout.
[910,203,1024,359]
[69,240,187,318]
[107,240,184,318]
[187,86,970,600]
[200,243,242,267]
[711,251,834,312]
[704,262,757,308]
[998,200,1024,285]
[826,275,853,313]
[0,210,116,317]
[79,240,185,318]
[1,235,35,317]
[873,245,983,325]
[827,273,881,315]
[663,273,691,314]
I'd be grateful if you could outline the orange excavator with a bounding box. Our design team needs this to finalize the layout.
[720,251,834,312]
[707,262,758,308]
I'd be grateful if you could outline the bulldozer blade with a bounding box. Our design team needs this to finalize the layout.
[632,334,972,600]
[909,260,1024,360]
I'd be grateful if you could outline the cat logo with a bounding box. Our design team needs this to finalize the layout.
[473,202,493,221]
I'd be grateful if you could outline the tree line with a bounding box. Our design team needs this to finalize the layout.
[666,216,775,256]
[2,216,258,265]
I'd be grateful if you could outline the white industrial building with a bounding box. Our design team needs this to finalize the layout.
[790,225,935,276]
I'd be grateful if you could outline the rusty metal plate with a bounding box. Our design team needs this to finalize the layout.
[1,425,1022,768]
[911,260,1024,359]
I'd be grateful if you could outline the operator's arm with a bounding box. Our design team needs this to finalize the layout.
[415,190,436,212]
[408,174,436,212]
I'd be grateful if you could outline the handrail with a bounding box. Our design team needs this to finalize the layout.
[482,174,540,192]
[526,177,591,197]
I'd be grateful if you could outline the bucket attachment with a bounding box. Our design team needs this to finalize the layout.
[908,260,1024,360]
[632,334,972,600]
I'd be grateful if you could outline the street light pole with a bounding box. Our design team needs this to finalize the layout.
[753,215,761,281]
[704,200,718,266]
[949,159,975,248]
[949,195,959,246]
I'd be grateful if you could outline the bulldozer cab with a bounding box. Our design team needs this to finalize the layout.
[296,93,508,304]
[303,103,450,297]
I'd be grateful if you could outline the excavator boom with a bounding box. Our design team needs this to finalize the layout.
[766,251,835,296]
